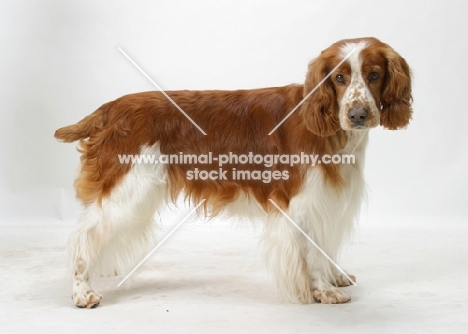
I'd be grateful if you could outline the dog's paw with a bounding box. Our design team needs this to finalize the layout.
[73,290,102,309]
[333,274,356,287]
[313,288,350,304]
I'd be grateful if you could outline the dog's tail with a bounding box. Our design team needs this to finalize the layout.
[54,108,103,143]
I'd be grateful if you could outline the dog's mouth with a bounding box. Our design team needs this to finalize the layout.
[340,114,380,132]
[350,125,368,130]
[341,122,373,131]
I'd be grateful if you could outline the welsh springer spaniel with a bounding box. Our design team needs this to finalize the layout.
[55,37,412,308]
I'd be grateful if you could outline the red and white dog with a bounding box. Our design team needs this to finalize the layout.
[55,37,412,308]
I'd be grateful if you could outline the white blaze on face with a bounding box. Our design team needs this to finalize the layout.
[339,42,379,130]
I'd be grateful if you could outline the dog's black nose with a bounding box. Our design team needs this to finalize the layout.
[348,106,368,125]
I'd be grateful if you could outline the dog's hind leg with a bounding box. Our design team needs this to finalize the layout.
[69,146,167,308]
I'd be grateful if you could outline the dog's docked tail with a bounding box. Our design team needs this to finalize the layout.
[54,109,103,143]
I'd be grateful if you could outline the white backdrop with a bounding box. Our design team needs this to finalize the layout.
[1,0,467,225]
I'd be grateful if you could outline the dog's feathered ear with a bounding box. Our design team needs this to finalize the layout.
[380,46,413,129]
[300,55,340,137]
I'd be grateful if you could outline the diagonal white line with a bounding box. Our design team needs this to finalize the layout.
[268,47,357,135]
[117,199,206,287]
[268,199,357,287]
[118,47,207,136]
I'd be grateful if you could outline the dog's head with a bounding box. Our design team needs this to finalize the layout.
[300,37,413,136]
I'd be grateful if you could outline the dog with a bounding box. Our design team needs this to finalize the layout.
[55,37,412,308]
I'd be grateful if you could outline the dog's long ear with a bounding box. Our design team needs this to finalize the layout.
[380,46,413,129]
[300,55,340,137]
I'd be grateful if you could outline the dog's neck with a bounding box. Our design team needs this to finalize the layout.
[342,130,369,155]
[340,130,369,173]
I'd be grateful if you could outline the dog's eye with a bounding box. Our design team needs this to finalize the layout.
[368,72,380,82]
[336,74,346,84]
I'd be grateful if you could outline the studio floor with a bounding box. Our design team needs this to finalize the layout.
[1,214,467,333]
